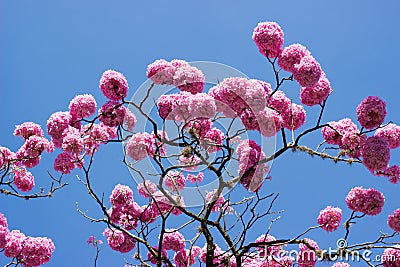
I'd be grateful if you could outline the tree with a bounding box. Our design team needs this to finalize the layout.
[0,21,399,267]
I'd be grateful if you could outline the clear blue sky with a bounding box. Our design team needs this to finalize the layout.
[0,1,399,266]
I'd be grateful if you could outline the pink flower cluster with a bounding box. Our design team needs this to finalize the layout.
[179,154,200,171]
[278,44,310,72]
[379,165,400,184]
[375,123,400,149]
[157,92,216,122]
[161,230,185,251]
[126,132,155,161]
[147,59,205,94]
[317,206,342,232]
[13,167,35,192]
[103,228,136,253]
[69,94,97,120]
[137,180,157,198]
[147,246,168,264]
[381,248,400,267]
[282,103,306,130]
[236,140,268,192]
[205,190,228,213]
[150,191,185,217]
[361,136,390,173]
[164,171,186,192]
[388,209,400,232]
[346,187,385,215]
[0,213,55,267]
[99,70,129,101]
[174,248,198,267]
[356,96,386,129]
[300,74,331,106]
[15,135,53,169]
[298,238,319,267]
[98,101,127,127]
[187,172,204,183]
[14,122,44,140]
[199,243,226,266]
[292,55,322,88]
[252,21,284,58]
[321,118,366,157]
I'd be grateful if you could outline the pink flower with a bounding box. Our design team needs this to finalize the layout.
[174,249,196,267]
[356,96,386,129]
[82,123,111,154]
[162,230,185,251]
[257,108,282,137]
[0,146,15,169]
[236,140,268,192]
[187,93,217,119]
[199,243,226,266]
[379,165,400,184]
[0,213,7,228]
[54,152,76,174]
[388,209,400,232]
[126,132,155,161]
[98,101,127,127]
[187,172,204,183]
[252,21,284,58]
[61,127,84,155]
[157,93,181,120]
[14,122,44,140]
[381,248,400,267]
[147,246,168,264]
[4,230,25,258]
[268,90,291,114]
[147,59,175,85]
[69,94,97,119]
[300,75,331,106]
[140,205,158,223]
[205,189,227,212]
[164,171,186,192]
[278,44,311,72]
[173,65,205,94]
[293,55,322,88]
[103,228,136,253]
[13,168,35,192]
[282,103,306,130]
[298,238,319,267]
[110,184,133,207]
[171,59,190,68]
[202,128,224,152]
[137,180,157,198]
[375,123,400,149]
[123,108,136,132]
[321,118,358,146]
[361,136,390,173]
[179,154,200,171]
[346,187,385,215]
[0,225,8,249]
[317,206,342,232]
[99,70,128,101]
[255,234,280,257]
[240,108,259,131]
[184,118,213,139]
[16,135,52,168]
[252,79,273,97]
[47,111,72,148]
[20,236,55,267]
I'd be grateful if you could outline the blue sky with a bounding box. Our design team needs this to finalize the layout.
[1,1,399,266]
